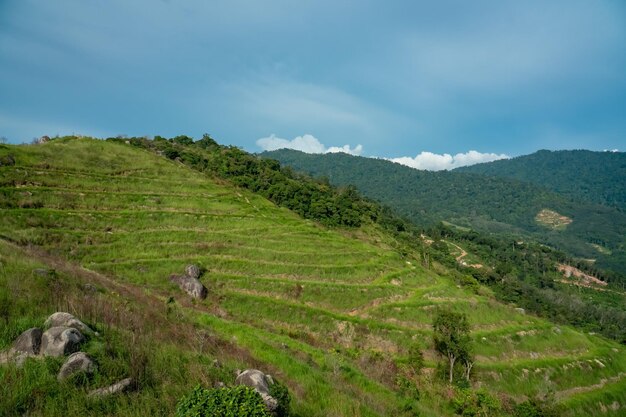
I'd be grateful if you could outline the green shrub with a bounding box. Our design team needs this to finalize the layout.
[175,385,270,417]
[407,343,425,374]
[452,388,501,417]
[514,398,561,417]
[269,379,291,417]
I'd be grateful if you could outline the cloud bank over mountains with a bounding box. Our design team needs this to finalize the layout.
[388,150,509,171]
[256,134,363,156]
[257,134,508,171]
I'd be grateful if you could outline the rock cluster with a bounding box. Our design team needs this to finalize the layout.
[1,312,91,371]
[170,264,208,299]
[1,312,131,398]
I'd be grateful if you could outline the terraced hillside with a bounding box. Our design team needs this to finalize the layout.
[1,138,624,416]
[261,149,626,276]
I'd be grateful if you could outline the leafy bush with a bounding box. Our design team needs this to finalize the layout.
[407,343,425,375]
[514,398,561,417]
[268,379,291,417]
[175,385,270,417]
[452,388,501,417]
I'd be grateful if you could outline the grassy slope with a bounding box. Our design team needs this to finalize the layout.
[0,138,624,416]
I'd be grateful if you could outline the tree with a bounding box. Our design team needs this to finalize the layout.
[433,307,472,383]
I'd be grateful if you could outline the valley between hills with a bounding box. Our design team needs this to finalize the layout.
[0,137,624,416]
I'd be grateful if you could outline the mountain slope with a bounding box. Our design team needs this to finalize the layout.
[456,150,626,211]
[261,149,626,278]
[1,138,625,416]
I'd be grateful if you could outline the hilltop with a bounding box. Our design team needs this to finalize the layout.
[456,150,626,211]
[0,137,624,416]
[261,149,626,278]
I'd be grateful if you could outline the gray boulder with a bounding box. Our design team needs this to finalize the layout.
[40,326,84,357]
[88,377,133,398]
[44,312,93,335]
[185,264,201,279]
[170,274,207,299]
[57,352,95,381]
[12,328,43,355]
[235,369,278,412]
[0,350,36,367]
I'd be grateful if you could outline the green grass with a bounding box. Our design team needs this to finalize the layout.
[1,138,625,416]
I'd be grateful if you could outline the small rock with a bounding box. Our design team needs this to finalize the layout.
[553,326,562,334]
[170,274,207,299]
[213,359,221,368]
[214,381,225,388]
[40,326,84,357]
[185,264,201,279]
[236,369,278,412]
[260,393,278,413]
[44,312,93,334]
[12,328,43,355]
[83,283,98,293]
[58,352,96,381]
[514,308,525,315]
[88,377,133,398]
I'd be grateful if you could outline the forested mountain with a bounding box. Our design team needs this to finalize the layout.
[456,150,626,210]
[261,149,626,278]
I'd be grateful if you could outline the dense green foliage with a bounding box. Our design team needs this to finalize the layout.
[427,225,626,343]
[451,388,501,417]
[261,149,626,277]
[175,386,270,417]
[456,150,626,211]
[268,379,292,417]
[433,308,472,383]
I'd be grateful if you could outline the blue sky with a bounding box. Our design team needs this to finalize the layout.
[1,0,624,168]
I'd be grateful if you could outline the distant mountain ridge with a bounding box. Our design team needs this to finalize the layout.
[261,149,626,276]
[456,149,626,211]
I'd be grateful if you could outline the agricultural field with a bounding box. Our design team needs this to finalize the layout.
[0,138,624,416]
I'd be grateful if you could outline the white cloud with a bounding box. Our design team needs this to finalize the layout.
[327,144,363,155]
[388,150,509,171]
[256,134,363,156]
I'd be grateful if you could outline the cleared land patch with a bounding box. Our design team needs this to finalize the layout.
[536,208,573,230]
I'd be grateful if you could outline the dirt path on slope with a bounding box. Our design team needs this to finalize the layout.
[447,241,468,263]
[555,372,625,400]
